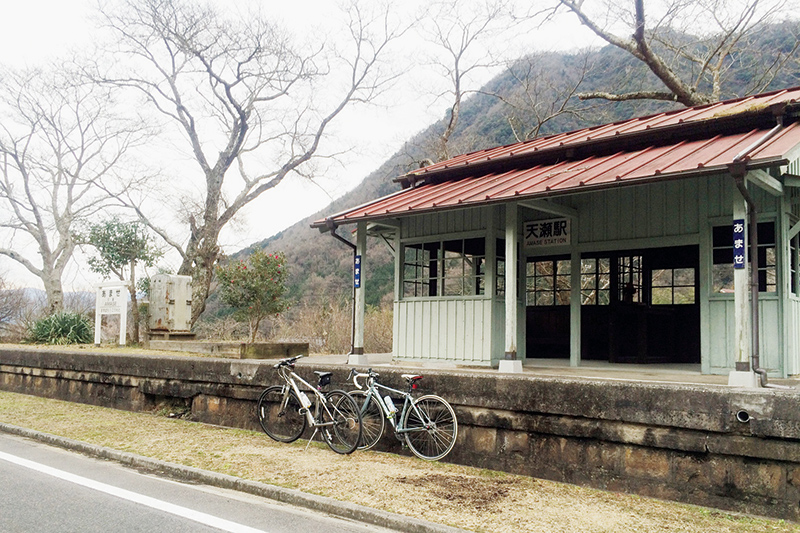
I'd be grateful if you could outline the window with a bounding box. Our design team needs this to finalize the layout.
[402,238,485,298]
[526,258,570,306]
[651,268,696,305]
[496,239,505,297]
[712,225,734,293]
[403,242,437,297]
[758,222,777,293]
[618,255,643,303]
[712,221,776,293]
[580,257,610,305]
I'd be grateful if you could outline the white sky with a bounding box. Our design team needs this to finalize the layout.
[0,0,600,291]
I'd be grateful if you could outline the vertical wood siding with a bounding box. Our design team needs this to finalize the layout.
[706,298,782,374]
[394,298,492,364]
[402,207,489,239]
[790,298,800,375]
[568,178,703,244]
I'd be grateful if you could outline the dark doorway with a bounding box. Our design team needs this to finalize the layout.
[525,245,700,364]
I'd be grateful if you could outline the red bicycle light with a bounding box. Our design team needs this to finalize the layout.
[412,383,418,389]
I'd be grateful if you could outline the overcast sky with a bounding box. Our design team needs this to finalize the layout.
[0,0,598,292]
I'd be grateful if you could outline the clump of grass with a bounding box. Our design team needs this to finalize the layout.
[26,312,93,345]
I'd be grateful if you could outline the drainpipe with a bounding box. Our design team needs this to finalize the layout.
[325,217,357,356]
[728,112,785,388]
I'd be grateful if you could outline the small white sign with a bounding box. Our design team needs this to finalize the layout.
[524,218,571,248]
[94,282,128,346]
[98,287,125,314]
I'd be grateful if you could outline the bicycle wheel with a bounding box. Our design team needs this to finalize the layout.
[350,390,385,450]
[401,394,458,461]
[321,390,362,454]
[257,385,306,443]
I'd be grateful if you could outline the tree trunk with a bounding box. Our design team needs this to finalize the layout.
[128,260,139,344]
[42,274,64,315]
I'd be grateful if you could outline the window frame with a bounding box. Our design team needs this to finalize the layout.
[401,237,487,299]
[711,220,777,294]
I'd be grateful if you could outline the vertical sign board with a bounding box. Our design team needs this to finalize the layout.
[94,283,128,346]
[524,218,571,249]
[354,255,362,288]
[733,219,746,269]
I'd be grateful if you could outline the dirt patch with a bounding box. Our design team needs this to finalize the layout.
[395,473,515,512]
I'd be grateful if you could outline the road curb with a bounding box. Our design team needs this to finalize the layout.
[0,422,467,533]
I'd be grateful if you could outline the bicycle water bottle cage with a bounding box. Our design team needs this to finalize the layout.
[402,374,423,390]
[314,371,332,389]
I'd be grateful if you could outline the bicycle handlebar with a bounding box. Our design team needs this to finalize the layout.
[273,354,304,369]
[350,368,377,390]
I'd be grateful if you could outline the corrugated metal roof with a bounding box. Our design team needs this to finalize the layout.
[314,88,800,229]
[408,87,800,177]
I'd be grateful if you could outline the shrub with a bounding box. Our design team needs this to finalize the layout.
[216,250,289,342]
[26,312,93,345]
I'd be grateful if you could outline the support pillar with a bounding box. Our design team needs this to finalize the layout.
[350,221,368,365]
[569,249,581,367]
[500,204,523,373]
[729,190,756,387]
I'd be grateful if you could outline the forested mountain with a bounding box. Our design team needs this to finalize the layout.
[223,23,800,317]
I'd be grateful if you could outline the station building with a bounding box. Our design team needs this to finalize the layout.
[313,88,800,382]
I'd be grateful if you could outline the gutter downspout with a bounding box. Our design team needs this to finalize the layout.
[728,113,785,388]
[325,217,357,356]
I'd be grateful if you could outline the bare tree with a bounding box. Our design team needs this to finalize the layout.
[0,273,25,338]
[492,52,592,142]
[0,66,145,313]
[96,0,404,324]
[547,0,800,106]
[421,0,514,161]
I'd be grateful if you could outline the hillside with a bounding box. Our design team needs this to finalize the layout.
[232,24,800,314]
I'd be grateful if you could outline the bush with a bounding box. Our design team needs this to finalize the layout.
[26,312,93,345]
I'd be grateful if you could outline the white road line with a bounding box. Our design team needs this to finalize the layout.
[0,450,268,533]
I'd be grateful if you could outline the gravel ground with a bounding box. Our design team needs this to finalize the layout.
[0,390,797,533]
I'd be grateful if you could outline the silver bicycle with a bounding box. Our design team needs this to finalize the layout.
[257,355,362,454]
[348,368,458,461]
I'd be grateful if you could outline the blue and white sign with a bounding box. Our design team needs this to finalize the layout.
[733,219,746,269]
[354,255,362,288]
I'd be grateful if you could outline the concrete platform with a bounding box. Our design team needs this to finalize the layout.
[303,353,800,388]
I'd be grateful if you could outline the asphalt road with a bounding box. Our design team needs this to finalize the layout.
[0,433,396,533]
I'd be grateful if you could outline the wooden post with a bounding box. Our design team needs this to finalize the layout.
[353,221,367,359]
[570,249,581,367]
[729,189,755,386]
[500,204,523,373]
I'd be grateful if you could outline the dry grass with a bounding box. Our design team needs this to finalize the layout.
[0,391,797,533]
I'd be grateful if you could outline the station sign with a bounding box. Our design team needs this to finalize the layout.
[524,217,571,248]
[733,219,745,269]
[354,255,362,288]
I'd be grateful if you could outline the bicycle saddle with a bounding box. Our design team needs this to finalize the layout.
[402,374,423,383]
[314,371,332,388]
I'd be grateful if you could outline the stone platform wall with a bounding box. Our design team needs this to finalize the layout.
[1,347,799,520]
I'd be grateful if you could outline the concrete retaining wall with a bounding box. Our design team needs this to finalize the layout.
[147,341,308,359]
[1,347,800,520]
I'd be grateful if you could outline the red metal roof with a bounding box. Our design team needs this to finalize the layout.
[314,88,800,229]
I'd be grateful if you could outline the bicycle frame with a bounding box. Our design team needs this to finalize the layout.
[276,364,338,430]
[353,372,431,437]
